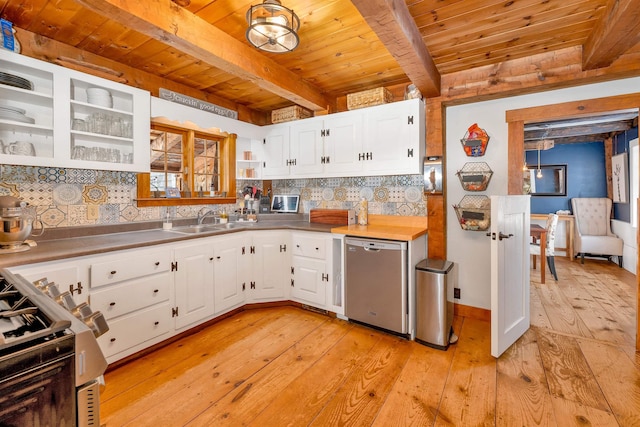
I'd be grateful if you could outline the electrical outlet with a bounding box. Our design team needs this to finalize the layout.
[87,204,99,220]
[454,287,461,299]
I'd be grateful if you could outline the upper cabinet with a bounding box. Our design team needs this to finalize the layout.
[260,99,424,179]
[0,51,150,172]
[362,99,425,176]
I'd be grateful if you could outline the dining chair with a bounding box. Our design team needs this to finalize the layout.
[530,213,559,281]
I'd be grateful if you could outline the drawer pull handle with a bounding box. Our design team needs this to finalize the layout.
[110,338,116,342]
[154,321,159,326]
[155,261,160,266]
[109,302,116,306]
[110,270,117,275]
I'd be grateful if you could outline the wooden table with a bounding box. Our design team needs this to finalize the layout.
[530,224,547,284]
[531,213,574,260]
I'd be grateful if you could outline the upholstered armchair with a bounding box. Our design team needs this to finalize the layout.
[571,198,623,267]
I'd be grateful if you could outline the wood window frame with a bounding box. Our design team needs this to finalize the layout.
[136,119,236,207]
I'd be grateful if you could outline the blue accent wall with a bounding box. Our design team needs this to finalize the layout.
[526,142,607,214]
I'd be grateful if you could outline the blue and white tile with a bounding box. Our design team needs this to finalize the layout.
[98,204,119,224]
[404,186,422,203]
[37,168,67,183]
[66,168,97,184]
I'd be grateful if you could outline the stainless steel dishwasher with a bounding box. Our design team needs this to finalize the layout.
[345,237,408,335]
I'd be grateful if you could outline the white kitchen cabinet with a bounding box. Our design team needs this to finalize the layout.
[289,117,325,176]
[261,124,291,178]
[172,239,215,330]
[0,50,150,172]
[361,98,424,175]
[260,99,423,179]
[10,258,90,306]
[289,113,364,177]
[88,245,174,362]
[213,233,250,313]
[251,231,289,301]
[322,112,365,176]
[290,232,333,309]
[236,136,263,180]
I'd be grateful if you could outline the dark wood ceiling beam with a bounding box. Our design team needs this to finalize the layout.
[524,121,634,140]
[74,0,330,111]
[582,0,640,69]
[350,0,440,97]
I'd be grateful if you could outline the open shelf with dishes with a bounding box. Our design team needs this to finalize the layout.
[0,50,150,171]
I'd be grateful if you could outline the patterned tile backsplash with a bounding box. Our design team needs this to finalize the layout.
[0,165,427,229]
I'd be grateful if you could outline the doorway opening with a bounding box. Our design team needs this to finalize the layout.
[506,92,640,351]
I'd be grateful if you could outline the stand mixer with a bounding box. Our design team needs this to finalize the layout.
[0,195,44,253]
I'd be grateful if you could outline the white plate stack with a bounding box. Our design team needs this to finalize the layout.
[0,104,35,123]
[86,87,113,108]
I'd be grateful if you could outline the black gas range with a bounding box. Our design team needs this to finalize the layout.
[0,268,108,426]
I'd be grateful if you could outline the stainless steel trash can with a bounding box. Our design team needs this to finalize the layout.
[415,259,457,350]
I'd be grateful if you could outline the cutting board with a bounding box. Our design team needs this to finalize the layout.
[309,209,355,225]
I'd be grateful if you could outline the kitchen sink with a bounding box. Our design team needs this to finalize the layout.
[167,221,259,234]
[167,224,220,234]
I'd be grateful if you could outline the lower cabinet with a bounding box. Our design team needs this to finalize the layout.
[172,240,215,330]
[290,232,333,308]
[8,229,341,364]
[213,233,249,313]
[251,231,289,302]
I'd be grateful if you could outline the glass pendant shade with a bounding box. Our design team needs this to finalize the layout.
[246,0,300,53]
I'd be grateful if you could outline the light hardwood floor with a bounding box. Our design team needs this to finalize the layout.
[101,257,639,426]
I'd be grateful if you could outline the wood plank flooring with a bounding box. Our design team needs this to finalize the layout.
[101,257,639,426]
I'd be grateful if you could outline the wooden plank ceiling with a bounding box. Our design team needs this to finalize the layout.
[2,0,640,117]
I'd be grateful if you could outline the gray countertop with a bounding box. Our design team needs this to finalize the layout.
[0,215,335,269]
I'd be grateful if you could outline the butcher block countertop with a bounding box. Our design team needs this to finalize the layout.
[330,215,428,241]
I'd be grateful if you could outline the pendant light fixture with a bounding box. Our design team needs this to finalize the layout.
[246,0,300,53]
[536,148,543,178]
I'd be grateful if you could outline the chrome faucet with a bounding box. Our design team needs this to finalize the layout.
[197,208,217,225]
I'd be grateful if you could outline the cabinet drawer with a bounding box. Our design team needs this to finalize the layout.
[97,303,172,358]
[90,272,172,320]
[91,250,171,288]
[292,234,326,259]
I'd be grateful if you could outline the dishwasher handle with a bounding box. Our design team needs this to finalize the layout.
[363,246,381,252]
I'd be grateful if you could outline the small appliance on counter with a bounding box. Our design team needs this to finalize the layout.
[271,194,299,213]
[0,195,43,253]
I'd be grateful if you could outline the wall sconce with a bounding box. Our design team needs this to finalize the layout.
[246,0,300,53]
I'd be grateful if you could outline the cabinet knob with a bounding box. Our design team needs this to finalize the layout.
[110,338,116,342]
[216,256,221,260]
[153,289,159,293]
[109,302,116,306]
[110,270,117,275]
[210,257,214,261]
[315,247,319,251]
[154,321,159,326]
[155,261,160,266]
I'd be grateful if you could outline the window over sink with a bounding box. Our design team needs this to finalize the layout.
[136,119,236,207]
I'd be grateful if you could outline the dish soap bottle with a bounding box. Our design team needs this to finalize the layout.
[163,210,172,230]
[357,198,368,226]
[220,209,228,224]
